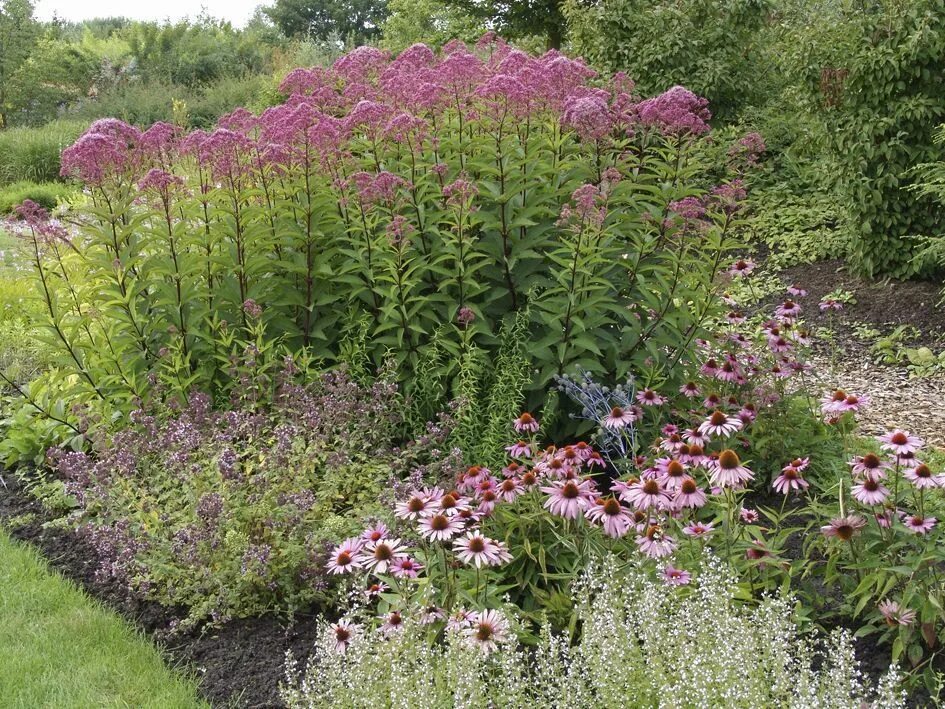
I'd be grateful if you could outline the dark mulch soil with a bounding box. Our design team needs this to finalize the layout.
[778,258,945,348]
[0,474,319,709]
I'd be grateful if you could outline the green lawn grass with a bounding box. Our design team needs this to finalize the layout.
[0,532,207,709]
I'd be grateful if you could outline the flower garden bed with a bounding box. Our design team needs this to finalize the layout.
[2,34,944,707]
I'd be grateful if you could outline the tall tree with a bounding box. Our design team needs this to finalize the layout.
[0,0,39,128]
[444,0,566,49]
[263,0,389,44]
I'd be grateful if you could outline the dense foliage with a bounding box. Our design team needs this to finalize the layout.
[785,0,945,277]
[5,39,747,462]
[564,0,772,121]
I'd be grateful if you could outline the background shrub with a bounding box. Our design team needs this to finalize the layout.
[0,181,75,215]
[564,0,773,121]
[785,0,945,277]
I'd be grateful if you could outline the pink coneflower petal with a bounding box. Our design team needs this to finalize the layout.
[635,524,677,558]
[380,610,405,636]
[849,453,889,479]
[418,513,465,542]
[332,619,357,653]
[452,531,512,568]
[390,556,424,579]
[358,537,407,574]
[505,440,533,458]
[541,478,597,519]
[903,514,936,534]
[820,515,866,541]
[698,410,743,439]
[661,564,691,586]
[361,522,390,542]
[636,388,667,406]
[618,477,672,510]
[739,507,759,524]
[878,600,916,626]
[603,406,636,430]
[585,496,634,538]
[878,429,923,456]
[673,478,707,509]
[682,521,715,537]
[465,609,509,654]
[394,492,433,520]
[513,412,539,433]
[772,466,810,495]
[326,538,364,574]
[851,477,889,505]
[709,449,754,488]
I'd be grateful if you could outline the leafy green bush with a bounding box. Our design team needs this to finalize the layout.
[563,0,773,120]
[785,0,945,277]
[0,180,75,215]
[0,120,87,186]
[47,367,451,624]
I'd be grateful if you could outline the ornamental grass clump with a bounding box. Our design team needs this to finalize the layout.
[4,34,751,458]
[282,555,904,708]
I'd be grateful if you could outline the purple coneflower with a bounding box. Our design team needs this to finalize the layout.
[619,477,672,510]
[682,521,715,538]
[728,259,755,277]
[636,388,667,406]
[636,524,677,558]
[465,609,509,654]
[505,440,532,458]
[603,406,636,430]
[673,478,707,509]
[513,412,539,433]
[496,477,523,502]
[700,359,720,377]
[657,458,689,489]
[326,538,364,574]
[662,564,691,586]
[851,477,889,505]
[361,522,390,543]
[776,299,802,320]
[849,453,888,480]
[820,389,848,415]
[878,600,916,626]
[541,478,596,519]
[418,513,465,542]
[772,466,809,495]
[820,515,866,541]
[332,619,356,653]
[395,492,433,520]
[419,606,445,625]
[710,449,754,488]
[819,298,843,312]
[453,531,512,568]
[698,410,743,438]
[787,284,807,297]
[390,556,424,579]
[904,463,941,489]
[679,381,701,397]
[878,429,923,457]
[359,538,407,574]
[585,496,634,538]
[380,610,405,635]
[903,514,936,534]
[739,507,760,524]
